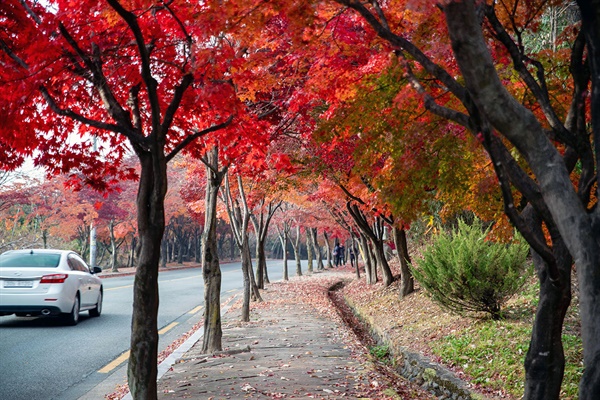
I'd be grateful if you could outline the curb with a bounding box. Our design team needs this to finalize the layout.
[343,295,484,400]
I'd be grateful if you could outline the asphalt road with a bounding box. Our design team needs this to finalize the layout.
[0,259,305,400]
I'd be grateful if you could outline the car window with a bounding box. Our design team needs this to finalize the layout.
[68,255,90,273]
[0,252,61,268]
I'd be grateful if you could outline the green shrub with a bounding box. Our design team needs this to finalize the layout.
[411,218,530,320]
[369,344,390,360]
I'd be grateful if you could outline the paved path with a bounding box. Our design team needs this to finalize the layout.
[157,300,374,399]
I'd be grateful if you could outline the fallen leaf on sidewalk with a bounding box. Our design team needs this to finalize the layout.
[241,383,255,392]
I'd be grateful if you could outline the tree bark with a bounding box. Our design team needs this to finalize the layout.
[350,232,360,279]
[306,230,313,273]
[201,148,225,354]
[370,235,392,286]
[240,236,252,322]
[292,225,302,276]
[280,231,289,280]
[393,226,414,297]
[127,152,166,400]
[523,211,572,399]
[109,219,119,272]
[358,232,375,284]
[311,228,324,270]
[323,231,333,268]
[255,236,265,289]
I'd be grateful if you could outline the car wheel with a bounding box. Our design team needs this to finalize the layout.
[89,290,102,317]
[63,293,80,326]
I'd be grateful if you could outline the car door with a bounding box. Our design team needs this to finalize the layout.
[76,256,101,306]
[67,255,93,306]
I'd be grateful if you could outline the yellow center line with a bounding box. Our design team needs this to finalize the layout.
[226,289,236,293]
[188,305,203,314]
[158,322,179,335]
[99,350,130,374]
[98,322,180,374]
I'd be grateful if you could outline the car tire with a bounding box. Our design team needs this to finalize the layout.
[89,290,102,317]
[62,294,80,326]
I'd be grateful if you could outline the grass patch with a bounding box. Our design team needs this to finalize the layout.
[431,320,530,395]
[369,344,391,361]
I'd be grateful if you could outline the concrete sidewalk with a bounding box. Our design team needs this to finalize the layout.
[154,273,420,399]
[157,305,368,399]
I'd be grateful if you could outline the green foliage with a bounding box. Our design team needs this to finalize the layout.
[369,344,390,360]
[411,218,531,319]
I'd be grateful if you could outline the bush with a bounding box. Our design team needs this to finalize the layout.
[411,218,530,320]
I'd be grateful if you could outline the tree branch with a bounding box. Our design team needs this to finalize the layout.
[0,39,28,69]
[106,0,162,131]
[39,86,133,137]
[161,73,194,134]
[166,115,234,162]
[484,4,577,148]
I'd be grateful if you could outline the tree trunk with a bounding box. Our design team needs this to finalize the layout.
[201,148,224,354]
[371,236,393,286]
[524,247,571,399]
[109,220,119,273]
[263,253,270,284]
[358,232,374,284]
[177,236,184,264]
[444,1,600,396]
[521,208,572,400]
[393,227,414,297]
[127,153,166,400]
[323,231,333,268]
[253,218,271,286]
[255,237,265,289]
[293,226,302,276]
[279,232,289,281]
[241,236,252,322]
[349,231,360,278]
[306,230,313,273]
[249,258,262,302]
[128,235,137,268]
[311,228,324,270]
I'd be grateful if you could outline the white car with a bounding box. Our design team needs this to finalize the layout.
[0,249,103,325]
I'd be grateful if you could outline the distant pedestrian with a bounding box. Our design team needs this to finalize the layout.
[339,245,345,265]
[333,244,341,267]
[349,246,356,268]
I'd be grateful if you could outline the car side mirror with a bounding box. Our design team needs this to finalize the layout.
[92,266,102,274]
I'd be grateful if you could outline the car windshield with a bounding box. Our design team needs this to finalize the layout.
[0,252,61,268]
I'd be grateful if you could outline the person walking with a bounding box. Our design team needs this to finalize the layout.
[349,246,356,268]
